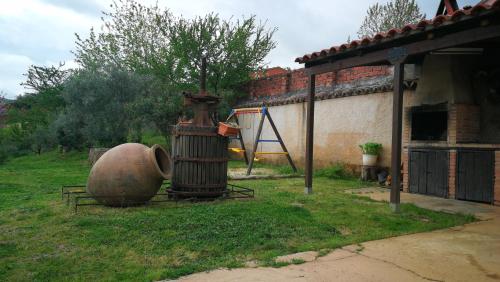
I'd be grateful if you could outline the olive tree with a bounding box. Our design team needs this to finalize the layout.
[60,67,142,148]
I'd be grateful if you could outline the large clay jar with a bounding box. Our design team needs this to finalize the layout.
[87,143,171,206]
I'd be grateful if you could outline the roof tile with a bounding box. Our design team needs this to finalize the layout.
[295,0,500,64]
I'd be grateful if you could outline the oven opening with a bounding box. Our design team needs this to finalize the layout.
[411,111,448,141]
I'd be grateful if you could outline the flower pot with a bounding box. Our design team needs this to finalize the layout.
[86,143,171,206]
[218,122,239,137]
[362,154,378,166]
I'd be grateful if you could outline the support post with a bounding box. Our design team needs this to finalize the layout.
[305,74,316,195]
[390,62,405,212]
[246,109,266,175]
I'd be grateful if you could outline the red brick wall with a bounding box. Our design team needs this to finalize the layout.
[455,104,480,143]
[247,66,391,98]
[289,69,307,92]
[403,149,409,192]
[251,67,288,78]
[448,105,457,144]
[495,151,500,206]
[448,104,480,144]
[449,150,457,199]
[247,74,289,97]
[403,107,411,145]
[336,66,390,83]
[316,71,336,87]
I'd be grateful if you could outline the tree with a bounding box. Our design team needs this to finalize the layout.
[21,63,71,94]
[59,66,175,148]
[0,94,8,127]
[73,0,276,100]
[0,71,67,157]
[29,125,56,155]
[357,0,425,38]
[7,88,65,132]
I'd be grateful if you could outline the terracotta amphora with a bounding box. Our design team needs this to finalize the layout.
[87,143,171,206]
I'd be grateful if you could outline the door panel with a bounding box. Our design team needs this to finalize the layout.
[457,151,493,203]
[409,151,425,194]
[409,150,448,198]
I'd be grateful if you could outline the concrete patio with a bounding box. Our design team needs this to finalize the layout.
[173,190,500,282]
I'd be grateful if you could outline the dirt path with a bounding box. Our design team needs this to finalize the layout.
[172,192,500,282]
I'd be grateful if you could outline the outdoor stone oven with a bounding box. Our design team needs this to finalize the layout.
[402,53,500,205]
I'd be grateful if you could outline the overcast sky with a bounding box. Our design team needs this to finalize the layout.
[0,0,479,99]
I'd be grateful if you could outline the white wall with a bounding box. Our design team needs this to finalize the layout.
[232,91,414,169]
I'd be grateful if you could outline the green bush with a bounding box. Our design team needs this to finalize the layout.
[276,165,303,175]
[0,125,32,160]
[0,146,8,164]
[315,163,351,179]
[359,142,382,155]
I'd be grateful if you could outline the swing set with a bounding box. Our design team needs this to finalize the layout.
[226,106,297,175]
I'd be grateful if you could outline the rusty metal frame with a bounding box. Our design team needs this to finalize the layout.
[61,182,254,213]
[166,183,254,201]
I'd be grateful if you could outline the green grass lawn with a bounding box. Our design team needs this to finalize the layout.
[0,151,474,281]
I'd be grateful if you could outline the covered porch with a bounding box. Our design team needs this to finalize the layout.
[295,0,500,211]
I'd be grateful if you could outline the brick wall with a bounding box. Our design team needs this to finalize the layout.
[448,105,457,144]
[449,150,457,199]
[403,149,409,192]
[247,66,391,98]
[455,104,480,143]
[251,67,288,78]
[289,69,307,92]
[495,151,500,205]
[336,66,390,83]
[403,107,411,145]
[247,74,289,97]
[448,104,480,144]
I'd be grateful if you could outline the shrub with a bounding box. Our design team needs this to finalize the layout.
[0,145,8,164]
[53,113,86,151]
[359,142,382,155]
[0,125,32,159]
[276,165,302,175]
[315,163,351,179]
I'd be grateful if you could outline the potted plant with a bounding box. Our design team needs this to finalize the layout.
[359,142,382,166]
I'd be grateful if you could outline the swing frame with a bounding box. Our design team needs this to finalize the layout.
[227,107,298,175]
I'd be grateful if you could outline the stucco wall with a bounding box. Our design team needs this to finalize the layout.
[233,90,415,169]
[233,53,500,170]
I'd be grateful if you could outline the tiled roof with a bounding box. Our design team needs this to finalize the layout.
[295,0,500,64]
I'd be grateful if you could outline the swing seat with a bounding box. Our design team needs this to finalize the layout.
[254,152,289,155]
[232,108,262,115]
[226,106,298,175]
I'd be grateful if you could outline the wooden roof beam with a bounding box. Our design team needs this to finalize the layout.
[305,23,500,75]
